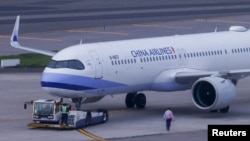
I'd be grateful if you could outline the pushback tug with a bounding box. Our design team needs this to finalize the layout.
[24,99,108,129]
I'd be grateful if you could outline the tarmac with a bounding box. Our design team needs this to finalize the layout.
[0,72,250,141]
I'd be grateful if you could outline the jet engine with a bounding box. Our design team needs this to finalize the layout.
[191,76,236,111]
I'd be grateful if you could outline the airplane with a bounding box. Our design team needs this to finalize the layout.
[10,15,250,113]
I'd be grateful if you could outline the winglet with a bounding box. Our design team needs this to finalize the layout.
[11,15,20,43]
[9,15,56,56]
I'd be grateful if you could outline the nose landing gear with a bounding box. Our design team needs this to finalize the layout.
[71,98,82,110]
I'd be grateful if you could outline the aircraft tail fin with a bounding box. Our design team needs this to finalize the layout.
[10,15,56,57]
[10,15,20,43]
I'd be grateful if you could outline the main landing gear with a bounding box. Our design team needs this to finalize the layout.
[125,92,146,109]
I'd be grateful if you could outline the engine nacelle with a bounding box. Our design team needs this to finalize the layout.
[191,76,236,111]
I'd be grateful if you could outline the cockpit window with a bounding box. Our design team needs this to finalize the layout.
[47,59,84,70]
[56,61,68,68]
[68,60,84,70]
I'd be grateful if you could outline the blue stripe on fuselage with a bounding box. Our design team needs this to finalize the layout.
[41,72,126,91]
[41,81,94,91]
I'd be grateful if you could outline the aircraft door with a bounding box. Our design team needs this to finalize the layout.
[89,51,103,79]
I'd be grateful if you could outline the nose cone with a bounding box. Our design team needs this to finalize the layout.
[41,68,95,97]
[41,69,84,98]
[41,70,80,91]
[41,69,73,97]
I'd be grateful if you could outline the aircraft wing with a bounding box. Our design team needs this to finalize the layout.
[10,15,56,56]
[175,69,250,84]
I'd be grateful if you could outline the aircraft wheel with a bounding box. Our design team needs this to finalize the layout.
[125,93,136,108]
[135,93,146,109]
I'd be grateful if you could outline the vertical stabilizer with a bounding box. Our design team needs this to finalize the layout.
[10,15,20,43]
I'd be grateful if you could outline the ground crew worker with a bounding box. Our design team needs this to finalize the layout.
[61,103,69,126]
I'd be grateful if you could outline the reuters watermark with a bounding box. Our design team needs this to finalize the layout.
[208,125,250,140]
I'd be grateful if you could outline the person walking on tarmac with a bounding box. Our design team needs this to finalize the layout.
[163,107,174,131]
[61,103,69,126]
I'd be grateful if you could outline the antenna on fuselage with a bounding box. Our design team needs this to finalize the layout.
[214,27,217,32]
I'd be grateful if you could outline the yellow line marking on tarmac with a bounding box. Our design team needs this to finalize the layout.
[133,24,192,30]
[77,128,107,141]
[68,30,129,36]
[0,35,61,42]
[195,19,250,25]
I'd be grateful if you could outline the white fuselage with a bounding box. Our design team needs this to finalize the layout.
[41,28,250,98]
